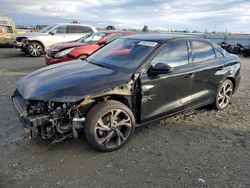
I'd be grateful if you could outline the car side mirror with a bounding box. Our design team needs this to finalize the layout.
[98,41,108,46]
[149,63,173,75]
[49,30,56,35]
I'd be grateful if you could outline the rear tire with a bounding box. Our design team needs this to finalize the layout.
[28,42,44,57]
[213,79,234,110]
[84,100,135,152]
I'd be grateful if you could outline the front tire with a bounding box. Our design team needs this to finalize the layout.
[84,100,135,152]
[28,42,44,57]
[213,79,234,110]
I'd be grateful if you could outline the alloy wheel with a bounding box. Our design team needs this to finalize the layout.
[94,109,132,149]
[217,81,233,108]
[29,43,43,57]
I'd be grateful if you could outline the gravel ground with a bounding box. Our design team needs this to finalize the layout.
[0,47,250,188]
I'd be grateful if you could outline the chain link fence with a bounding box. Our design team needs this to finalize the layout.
[193,33,250,46]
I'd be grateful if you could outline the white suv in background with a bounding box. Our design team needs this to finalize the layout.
[14,23,97,57]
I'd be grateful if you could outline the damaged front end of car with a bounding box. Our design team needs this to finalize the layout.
[12,90,93,143]
[11,53,143,145]
[11,77,138,144]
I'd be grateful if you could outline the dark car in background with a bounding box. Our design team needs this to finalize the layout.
[12,34,241,152]
[45,30,135,65]
[219,42,250,57]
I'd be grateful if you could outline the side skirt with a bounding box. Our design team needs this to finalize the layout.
[135,100,212,127]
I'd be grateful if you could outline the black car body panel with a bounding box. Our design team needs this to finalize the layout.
[138,36,240,123]
[12,34,241,145]
[16,60,132,102]
[140,63,196,122]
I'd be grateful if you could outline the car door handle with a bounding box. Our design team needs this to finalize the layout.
[185,73,195,79]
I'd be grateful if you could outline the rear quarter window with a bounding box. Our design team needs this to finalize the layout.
[214,46,226,58]
[191,41,216,63]
[214,48,224,58]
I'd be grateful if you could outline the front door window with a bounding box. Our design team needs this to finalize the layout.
[151,41,189,68]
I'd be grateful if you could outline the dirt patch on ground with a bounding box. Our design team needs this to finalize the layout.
[0,48,250,188]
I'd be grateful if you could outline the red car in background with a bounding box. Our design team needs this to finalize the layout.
[45,31,135,65]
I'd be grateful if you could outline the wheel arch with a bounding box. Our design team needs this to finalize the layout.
[226,76,236,93]
[28,40,45,51]
[101,95,140,124]
[79,94,138,122]
[105,95,131,108]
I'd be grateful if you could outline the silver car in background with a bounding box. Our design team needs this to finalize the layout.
[14,23,97,57]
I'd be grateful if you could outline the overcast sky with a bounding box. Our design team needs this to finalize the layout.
[1,0,250,32]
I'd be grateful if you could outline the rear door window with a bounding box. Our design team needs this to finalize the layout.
[67,25,93,33]
[81,26,93,33]
[151,40,189,68]
[191,41,216,63]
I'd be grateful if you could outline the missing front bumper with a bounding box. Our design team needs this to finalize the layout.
[12,91,31,129]
[12,90,50,133]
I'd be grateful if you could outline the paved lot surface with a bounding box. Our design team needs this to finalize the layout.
[0,47,250,188]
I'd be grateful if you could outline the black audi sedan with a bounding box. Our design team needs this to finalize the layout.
[12,34,241,151]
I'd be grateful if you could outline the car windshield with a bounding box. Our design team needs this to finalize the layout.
[87,38,159,72]
[79,32,106,43]
[40,25,55,33]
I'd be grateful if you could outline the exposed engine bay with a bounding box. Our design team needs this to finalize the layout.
[12,90,95,144]
[29,102,85,142]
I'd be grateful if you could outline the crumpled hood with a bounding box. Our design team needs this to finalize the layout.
[49,41,88,51]
[16,60,132,102]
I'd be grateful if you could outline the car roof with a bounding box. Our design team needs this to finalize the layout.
[56,23,96,30]
[56,23,97,32]
[58,23,92,26]
[123,33,209,43]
